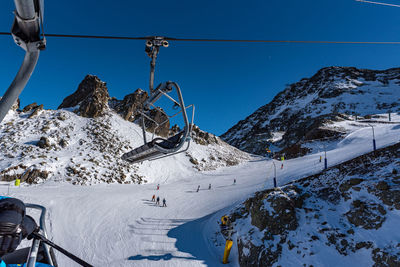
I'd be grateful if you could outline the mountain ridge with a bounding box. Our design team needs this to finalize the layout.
[221,66,400,155]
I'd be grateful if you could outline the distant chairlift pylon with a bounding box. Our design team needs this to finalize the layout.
[122,37,195,164]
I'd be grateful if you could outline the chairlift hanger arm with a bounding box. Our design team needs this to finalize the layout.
[122,39,193,164]
[0,0,45,124]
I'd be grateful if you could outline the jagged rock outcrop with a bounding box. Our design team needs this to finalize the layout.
[110,88,170,137]
[37,136,50,149]
[221,66,400,155]
[22,102,38,112]
[191,125,219,145]
[28,104,43,118]
[229,142,400,266]
[111,89,148,122]
[58,75,110,118]
[0,164,49,184]
[144,108,170,137]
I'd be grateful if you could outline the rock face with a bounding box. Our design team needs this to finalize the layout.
[231,186,303,266]
[110,88,170,137]
[0,164,49,184]
[23,102,39,112]
[111,89,148,122]
[58,75,110,118]
[229,142,400,266]
[221,66,400,155]
[191,125,219,145]
[144,108,170,137]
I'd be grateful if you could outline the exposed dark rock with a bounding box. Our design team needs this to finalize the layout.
[345,200,386,230]
[58,75,110,118]
[238,239,281,267]
[0,164,27,181]
[376,181,389,191]
[191,125,219,145]
[110,88,172,137]
[37,136,50,149]
[372,246,400,267]
[21,169,49,184]
[59,139,68,148]
[22,102,39,112]
[28,104,43,118]
[233,186,302,266]
[111,89,148,122]
[144,108,170,137]
[339,178,364,192]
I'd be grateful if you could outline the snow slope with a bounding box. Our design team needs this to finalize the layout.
[1,115,399,266]
[0,108,249,185]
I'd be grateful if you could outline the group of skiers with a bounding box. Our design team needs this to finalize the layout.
[152,184,166,207]
[151,194,167,207]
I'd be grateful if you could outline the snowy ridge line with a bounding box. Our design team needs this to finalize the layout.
[221,66,400,155]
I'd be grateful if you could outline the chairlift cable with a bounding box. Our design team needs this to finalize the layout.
[1,31,400,44]
[355,0,400,8]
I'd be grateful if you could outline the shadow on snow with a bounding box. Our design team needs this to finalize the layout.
[127,215,224,265]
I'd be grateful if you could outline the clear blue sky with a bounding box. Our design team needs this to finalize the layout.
[0,0,400,135]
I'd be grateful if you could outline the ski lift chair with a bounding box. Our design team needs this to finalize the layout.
[122,37,195,164]
[0,197,93,267]
[1,204,58,267]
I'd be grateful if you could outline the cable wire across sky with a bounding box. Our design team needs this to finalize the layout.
[1,31,400,45]
[355,0,400,8]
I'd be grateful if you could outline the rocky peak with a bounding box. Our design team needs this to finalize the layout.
[58,75,110,118]
[110,88,170,137]
[111,89,148,122]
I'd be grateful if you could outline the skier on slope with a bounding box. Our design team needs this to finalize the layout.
[151,195,155,202]
[196,185,200,192]
[156,184,160,190]
[233,179,236,185]
[156,196,160,205]
[162,198,167,207]
[208,183,211,190]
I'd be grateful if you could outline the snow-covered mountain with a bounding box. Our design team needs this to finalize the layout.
[0,75,250,185]
[226,141,400,267]
[221,66,400,156]
[2,72,400,266]
[6,110,400,266]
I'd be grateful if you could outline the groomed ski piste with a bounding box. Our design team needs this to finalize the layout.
[2,113,400,266]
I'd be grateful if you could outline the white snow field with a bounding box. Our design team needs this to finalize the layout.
[3,117,400,266]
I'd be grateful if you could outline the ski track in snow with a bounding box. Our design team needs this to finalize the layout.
[3,120,400,266]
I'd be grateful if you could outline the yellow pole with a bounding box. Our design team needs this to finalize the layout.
[222,239,233,264]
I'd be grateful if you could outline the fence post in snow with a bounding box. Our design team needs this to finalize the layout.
[272,160,277,188]
[368,124,376,151]
[323,142,328,170]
